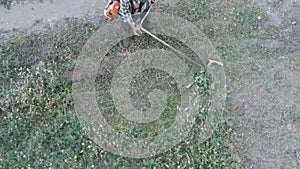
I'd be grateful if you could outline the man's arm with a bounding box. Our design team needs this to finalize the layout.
[119,0,141,35]
[120,0,158,35]
[129,22,142,36]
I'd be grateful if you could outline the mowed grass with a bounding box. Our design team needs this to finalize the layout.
[0,0,280,168]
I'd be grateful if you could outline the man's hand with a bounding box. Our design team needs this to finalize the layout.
[130,23,142,36]
[134,28,142,36]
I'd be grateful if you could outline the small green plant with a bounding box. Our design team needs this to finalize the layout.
[194,70,214,96]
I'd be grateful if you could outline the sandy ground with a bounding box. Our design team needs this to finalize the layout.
[1,0,300,168]
[0,0,104,30]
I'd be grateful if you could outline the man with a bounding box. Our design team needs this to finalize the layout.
[105,0,158,47]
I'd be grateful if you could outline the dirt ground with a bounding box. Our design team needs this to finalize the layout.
[0,0,104,30]
[1,0,299,168]
[225,1,300,168]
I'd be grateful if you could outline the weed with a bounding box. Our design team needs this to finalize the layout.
[194,70,214,96]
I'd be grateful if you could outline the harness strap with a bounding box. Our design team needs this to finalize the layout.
[129,0,145,13]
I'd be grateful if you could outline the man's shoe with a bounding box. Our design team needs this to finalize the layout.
[121,37,131,48]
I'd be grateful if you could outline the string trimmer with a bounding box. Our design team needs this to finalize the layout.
[137,6,224,70]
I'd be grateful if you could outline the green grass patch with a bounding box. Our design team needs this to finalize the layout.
[0,17,240,168]
[228,7,268,39]
[0,0,13,8]
[177,0,212,22]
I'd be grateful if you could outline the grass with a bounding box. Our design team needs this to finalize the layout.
[0,19,97,168]
[0,0,12,8]
[1,0,288,168]
[0,18,240,168]
[0,0,43,9]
